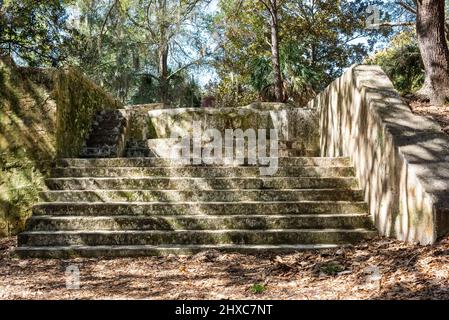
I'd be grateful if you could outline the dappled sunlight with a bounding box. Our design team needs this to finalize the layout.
[315,65,449,244]
[0,58,57,236]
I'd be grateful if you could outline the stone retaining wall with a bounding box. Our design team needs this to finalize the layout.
[146,103,320,157]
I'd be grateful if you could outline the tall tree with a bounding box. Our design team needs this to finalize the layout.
[215,0,369,105]
[379,1,449,105]
[123,0,212,105]
[415,0,449,105]
[66,0,208,105]
[259,0,283,102]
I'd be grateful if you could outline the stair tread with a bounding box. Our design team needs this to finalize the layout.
[42,188,362,192]
[36,200,367,204]
[16,244,348,250]
[21,228,375,234]
[47,176,357,180]
[15,243,353,257]
[30,213,370,219]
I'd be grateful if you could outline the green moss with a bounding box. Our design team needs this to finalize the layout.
[53,67,123,157]
[0,58,121,236]
[0,58,58,236]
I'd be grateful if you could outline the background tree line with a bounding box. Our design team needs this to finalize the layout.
[1,0,449,107]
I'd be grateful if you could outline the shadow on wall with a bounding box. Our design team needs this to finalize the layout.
[310,64,449,244]
[0,57,56,236]
[0,57,123,236]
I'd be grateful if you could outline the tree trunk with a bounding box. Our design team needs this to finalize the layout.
[416,0,449,106]
[268,0,283,102]
[158,44,169,106]
[157,0,170,106]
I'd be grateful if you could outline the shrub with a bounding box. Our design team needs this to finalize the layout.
[365,31,424,94]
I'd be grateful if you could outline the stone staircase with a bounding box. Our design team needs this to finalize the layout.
[80,110,128,158]
[16,148,376,258]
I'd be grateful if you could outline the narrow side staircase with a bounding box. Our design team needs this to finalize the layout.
[80,109,128,158]
[16,144,376,257]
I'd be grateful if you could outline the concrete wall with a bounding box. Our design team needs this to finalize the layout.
[309,65,449,244]
[146,103,321,156]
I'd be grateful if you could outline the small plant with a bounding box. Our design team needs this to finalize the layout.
[250,283,266,294]
[320,262,345,276]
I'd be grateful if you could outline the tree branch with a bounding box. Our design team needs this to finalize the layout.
[397,1,417,14]
[99,0,118,40]
[167,57,204,80]
[371,21,415,28]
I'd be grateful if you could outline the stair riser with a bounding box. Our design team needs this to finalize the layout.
[27,215,373,231]
[51,167,356,178]
[33,202,368,216]
[18,230,376,246]
[85,136,122,145]
[56,158,352,168]
[39,190,364,203]
[45,177,359,191]
[14,245,346,258]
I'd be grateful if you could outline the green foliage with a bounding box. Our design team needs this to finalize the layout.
[250,283,267,294]
[54,67,123,157]
[131,75,159,105]
[0,0,70,66]
[205,75,258,108]
[320,262,345,276]
[365,31,424,94]
[211,0,370,106]
[65,0,207,105]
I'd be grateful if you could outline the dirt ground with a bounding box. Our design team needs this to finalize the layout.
[407,98,449,135]
[1,236,449,300]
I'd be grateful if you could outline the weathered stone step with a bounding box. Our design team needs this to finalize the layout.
[39,189,364,203]
[18,229,376,246]
[15,243,351,258]
[90,120,126,130]
[93,115,125,124]
[80,147,120,159]
[45,177,359,191]
[26,214,373,231]
[56,157,352,168]
[85,135,121,145]
[50,166,355,178]
[33,201,368,216]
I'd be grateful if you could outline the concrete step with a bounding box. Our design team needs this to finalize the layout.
[17,152,376,257]
[90,120,126,131]
[18,229,377,247]
[45,177,360,191]
[85,135,121,146]
[33,201,368,216]
[39,189,365,203]
[15,243,352,258]
[50,166,356,178]
[56,157,352,168]
[79,146,120,159]
[26,214,373,231]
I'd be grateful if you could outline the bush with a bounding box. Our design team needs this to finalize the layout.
[365,31,424,94]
